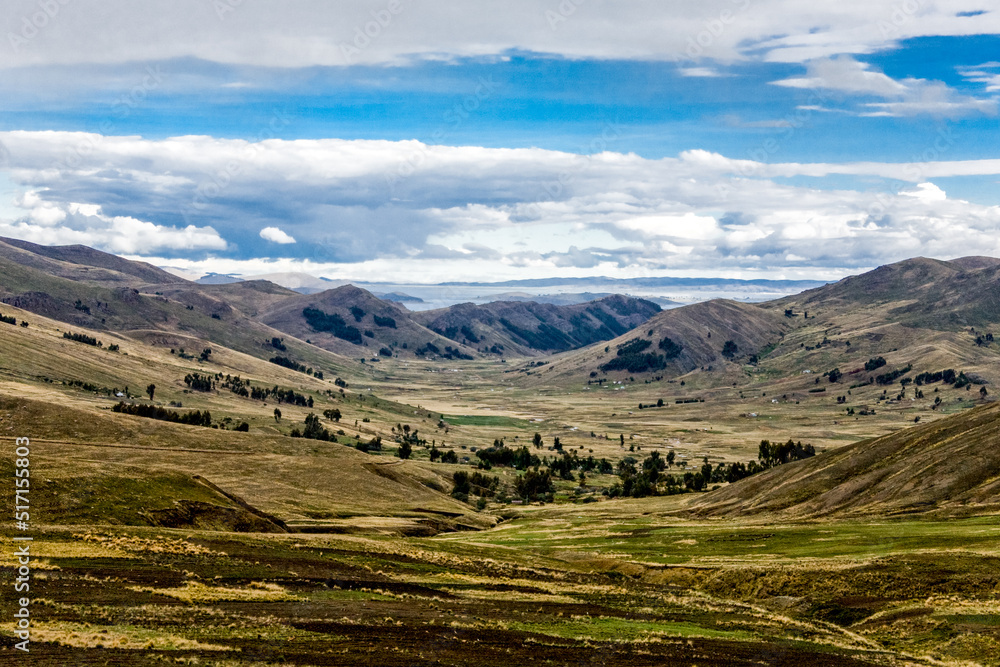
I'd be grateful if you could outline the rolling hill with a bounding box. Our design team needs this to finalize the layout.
[411,294,662,357]
[687,400,1000,519]
[536,299,790,381]
[258,284,480,359]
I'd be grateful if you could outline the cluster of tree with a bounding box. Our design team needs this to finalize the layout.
[600,338,669,373]
[323,408,342,421]
[65,379,125,397]
[659,336,683,359]
[758,438,816,467]
[721,340,739,359]
[451,470,500,500]
[63,331,101,346]
[637,398,666,409]
[270,337,287,351]
[499,317,577,351]
[74,299,91,314]
[476,439,540,470]
[826,367,843,383]
[112,402,213,427]
[429,446,460,463]
[392,423,427,449]
[184,372,214,392]
[355,435,383,453]
[379,347,393,356]
[0,313,19,325]
[349,306,365,322]
[547,450,614,479]
[270,356,323,378]
[875,364,912,385]
[290,413,337,442]
[373,314,397,328]
[303,307,364,344]
[975,333,994,347]
[606,437,817,499]
[865,357,887,371]
[514,469,554,502]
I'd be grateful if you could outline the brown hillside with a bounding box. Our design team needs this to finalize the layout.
[260,284,478,359]
[540,299,789,380]
[687,400,1000,519]
[411,294,661,357]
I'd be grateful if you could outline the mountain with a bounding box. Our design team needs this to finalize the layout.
[482,291,681,307]
[0,236,180,286]
[771,256,1000,329]
[410,294,662,357]
[0,240,357,377]
[687,400,1000,519]
[538,299,790,380]
[259,284,478,359]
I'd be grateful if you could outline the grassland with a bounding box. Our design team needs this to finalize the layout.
[3,263,1000,663]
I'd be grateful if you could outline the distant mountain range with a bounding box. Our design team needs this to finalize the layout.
[191,270,826,308]
[0,237,665,361]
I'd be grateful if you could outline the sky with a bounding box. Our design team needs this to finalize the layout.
[0,0,999,283]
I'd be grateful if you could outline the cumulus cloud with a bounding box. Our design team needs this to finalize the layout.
[2,131,1000,279]
[1,188,227,255]
[259,226,296,244]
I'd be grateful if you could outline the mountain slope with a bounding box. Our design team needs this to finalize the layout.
[260,284,478,359]
[687,400,1000,519]
[0,236,182,285]
[411,294,662,357]
[771,256,1000,329]
[539,299,790,380]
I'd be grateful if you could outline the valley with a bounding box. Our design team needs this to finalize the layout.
[1,240,1000,665]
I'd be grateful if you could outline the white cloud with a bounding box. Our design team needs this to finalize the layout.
[678,67,726,77]
[2,1,999,69]
[901,182,947,202]
[2,131,1000,279]
[259,226,296,244]
[772,56,997,117]
[1,189,227,254]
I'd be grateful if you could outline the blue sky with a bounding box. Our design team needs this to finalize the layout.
[1,1,999,282]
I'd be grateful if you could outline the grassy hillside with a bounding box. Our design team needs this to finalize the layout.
[260,284,481,360]
[536,299,790,382]
[412,294,661,357]
[687,400,1000,519]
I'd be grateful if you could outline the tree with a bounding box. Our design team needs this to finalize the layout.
[533,432,543,448]
[398,440,412,459]
[200,348,212,362]
[721,340,739,359]
[981,386,989,399]
[656,398,664,407]
[452,471,471,498]
[274,408,282,422]
[146,383,156,400]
